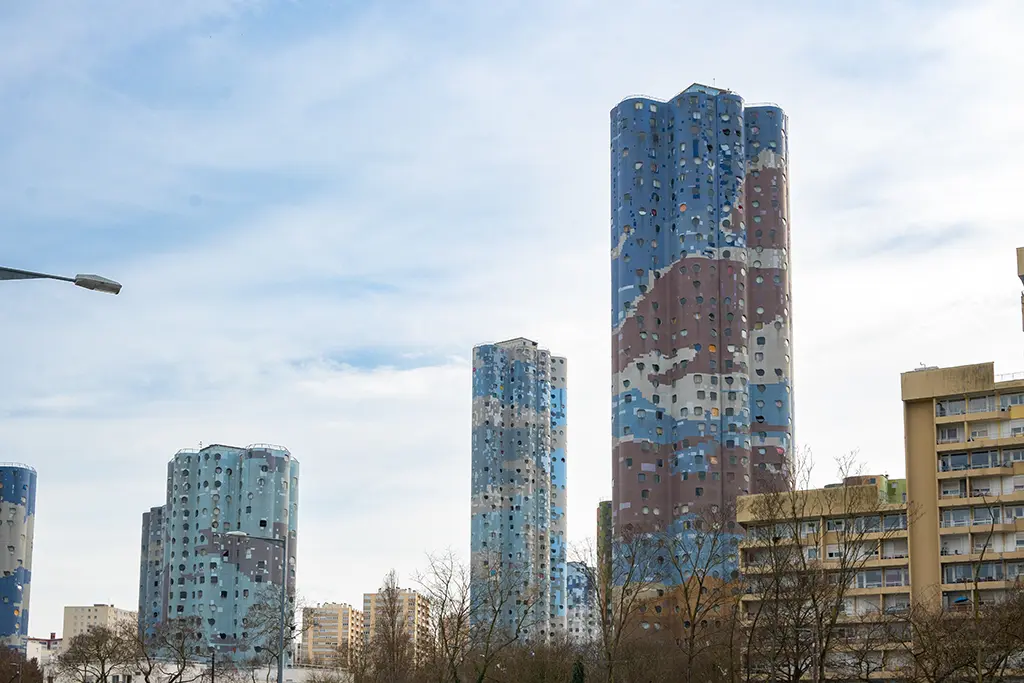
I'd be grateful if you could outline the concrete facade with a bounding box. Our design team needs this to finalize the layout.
[302,603,362,668]
[565,562,598,643]
[138,444,299,661]
[0,464,36,651]
[610,85,792,559]
[138,506,165,635]
[470,338,567,641]
[62,605,136,649]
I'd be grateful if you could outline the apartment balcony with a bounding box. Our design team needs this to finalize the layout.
[940,548,1024,562]
[847,584,912,597]
[939,518,971,529]
[941,579,1011,592]
[880,552,909,560]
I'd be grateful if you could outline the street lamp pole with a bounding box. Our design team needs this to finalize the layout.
[0,265,121,295]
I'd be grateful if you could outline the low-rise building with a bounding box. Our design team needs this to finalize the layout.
[27,632,60,681]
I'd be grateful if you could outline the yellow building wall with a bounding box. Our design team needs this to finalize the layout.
[904,397,941,608]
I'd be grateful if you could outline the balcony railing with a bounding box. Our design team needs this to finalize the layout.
[882,552,909,560]
[941,519,970,528]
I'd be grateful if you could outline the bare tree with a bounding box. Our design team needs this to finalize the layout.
[890,508,1024,682]
[365,570,415,683]
[465,552,545,683]
[305,667,351,683]
[571,526,663,683]
[659,505,743,683]
[0,649,42,683]
[238,586,309,683]
[415,550,471,683]
[117,616,208,683]
[740,450,912,682]
[483,640,577,683]
[55,627,127,683]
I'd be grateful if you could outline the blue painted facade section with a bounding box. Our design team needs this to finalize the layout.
[470,338,567,642]
[0,465,35,650]
[566,561,597,642]
[138,445,299,662]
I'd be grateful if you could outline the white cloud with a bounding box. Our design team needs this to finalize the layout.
[1,0,1023,636]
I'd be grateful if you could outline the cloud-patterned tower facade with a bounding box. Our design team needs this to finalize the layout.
[470,338,567,641]
[138,444,298,660]
[611,84,792,548]
[0,465,35,650]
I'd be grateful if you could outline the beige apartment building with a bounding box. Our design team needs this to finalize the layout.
[302,603,363,668]
[61,604,136,649]
[730,247,1024,677]
[362,589,430,665]
[738,474,911,613]
[902,361,1024,610]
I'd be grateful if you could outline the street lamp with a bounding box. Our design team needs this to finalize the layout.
[0,266,122,295]
[226,530,290,683]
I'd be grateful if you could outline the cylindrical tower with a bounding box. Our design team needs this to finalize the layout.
[158,444,298,659]
[744,105,793,492]
[469,338,567,642]
[610,84,792,554]
[0,464,37,650]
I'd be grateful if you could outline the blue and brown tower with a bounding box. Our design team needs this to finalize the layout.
[611,84,793,549]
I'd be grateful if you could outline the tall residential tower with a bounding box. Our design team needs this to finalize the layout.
[611,84,792,546]
[0,464,35,651]
[470,338,567,641]
[138,444,298,661]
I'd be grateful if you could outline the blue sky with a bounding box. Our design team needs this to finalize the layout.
[2,0,1023,637]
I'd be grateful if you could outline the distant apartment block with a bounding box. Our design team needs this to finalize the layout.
[137,443,299,662]
[566,562,599,643]
[62,605,136,649]
[303,603,363,668]
[0,464,36,651]
[362,589,430,665]
[470,338,567,642]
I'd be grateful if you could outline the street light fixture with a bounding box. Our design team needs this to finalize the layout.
[225,530,290,683]
[0,266,122,295]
